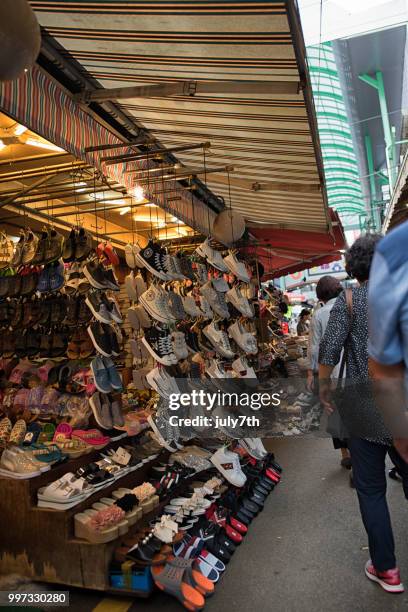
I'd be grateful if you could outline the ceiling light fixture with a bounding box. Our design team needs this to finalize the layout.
[0,139,6,151]
[25,138,64,152]
[14,124,28,136]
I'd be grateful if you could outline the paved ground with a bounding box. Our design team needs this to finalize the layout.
[3,436,408,611]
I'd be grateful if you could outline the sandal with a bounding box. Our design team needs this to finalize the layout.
[53,422,72,443]
[72,429,110,449]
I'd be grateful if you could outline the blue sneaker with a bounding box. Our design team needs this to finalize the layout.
[103,356,123,390]
[49,261,65,292]
[90,356,111,393]
[37,267,50,293]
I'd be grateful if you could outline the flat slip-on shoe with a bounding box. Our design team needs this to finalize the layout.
[241,498,260,514]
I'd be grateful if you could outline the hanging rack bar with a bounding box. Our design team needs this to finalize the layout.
[137,165,234,185]
[102,141,210,165]
[11,186,127,206]
[0,171,75,209]
[0,202,127,246]
[124,163,178,176]
[85,138,149,153]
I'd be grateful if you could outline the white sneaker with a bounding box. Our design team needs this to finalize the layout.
[207,359,232,379]
[146,367,180,398]
[199,296,213,319]
[228,320,258,354]
[182,295,202,318]
[203,322,235,358]
[212,276,229,293]
[210,447,246,487]
[232,356,257,380]
[226,286,254,318]
[200,282,230,319]
[196,239,228,272]
[223,252,250,283]
[240,438,267,460]
[140,285,175,324]
[172,331,189,360]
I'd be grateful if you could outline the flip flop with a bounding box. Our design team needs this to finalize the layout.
[151,562,206,610]
[53,423,72,443]
[23,422,41,445]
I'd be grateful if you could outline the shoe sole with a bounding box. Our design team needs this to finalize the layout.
[365,567,404,593]
[87,326,112,358]
[85,297,111,324]
[138,255,169,281]
[0,466,42,479]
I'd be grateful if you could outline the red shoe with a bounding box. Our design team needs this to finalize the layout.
[365,560,404,593]
[265,468,280,483]
[224,523,243,543]
[103,242,119,266]
[230,516,248,534]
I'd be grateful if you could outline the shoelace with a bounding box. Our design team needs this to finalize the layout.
[220,331,232,350]
[157,335,170,356]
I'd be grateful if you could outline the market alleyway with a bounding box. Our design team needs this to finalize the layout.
[11,437,408,612]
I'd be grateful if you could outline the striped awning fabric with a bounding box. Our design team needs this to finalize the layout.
[30,0,332,234]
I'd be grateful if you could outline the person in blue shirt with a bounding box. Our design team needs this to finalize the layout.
[367,221,408,594]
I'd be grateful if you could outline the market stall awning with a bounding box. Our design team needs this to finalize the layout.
[244,209,345,279]
[30,0,332,234]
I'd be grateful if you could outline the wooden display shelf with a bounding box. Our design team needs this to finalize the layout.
[0,441,170,591]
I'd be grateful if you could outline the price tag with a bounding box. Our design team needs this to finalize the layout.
[112,447,131,466]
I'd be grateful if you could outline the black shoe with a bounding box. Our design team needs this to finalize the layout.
[75,227,93,261]
[103,268,120,292]
[138,240,168,281]
[388,468,402,482]
[104,324,120,357]
[85,292,111,324]
[87,321,112,357]
[83,260,110,290]
[62,228,77,263]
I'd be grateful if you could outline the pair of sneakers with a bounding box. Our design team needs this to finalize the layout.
[91,355,122,393]
[85,292,122,325]
[89,391,125,430]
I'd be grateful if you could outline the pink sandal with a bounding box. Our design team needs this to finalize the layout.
[53,423,73,443]
[72,429,110,449]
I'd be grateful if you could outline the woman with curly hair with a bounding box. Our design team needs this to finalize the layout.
[318,234,407,594]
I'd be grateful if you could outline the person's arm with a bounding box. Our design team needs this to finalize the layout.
[306,313,322,391]
[318,292,350,413]
[369,359,408,460]
[368,250,408,459]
